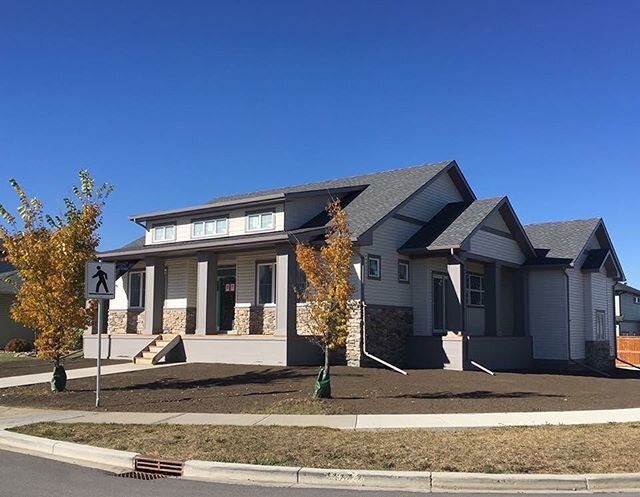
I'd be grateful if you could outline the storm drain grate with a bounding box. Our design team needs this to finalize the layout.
[134,456,184,477]
[118,470,167,480]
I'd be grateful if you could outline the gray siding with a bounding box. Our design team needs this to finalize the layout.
[235,250,277,305]
[567,268,586,359]
[411,257,448,335]
[528,269,568,360]
[284,196,329,230]
[0,294,34,348]
[467,231,525,265]
[397,171,463,221]
[361,217,415,306]
[590,270,616,356]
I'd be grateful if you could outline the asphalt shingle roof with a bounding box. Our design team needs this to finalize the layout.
[400,202,470,251]
[105,161,462,255]
[427,197,505,250]
[523,219,600,262]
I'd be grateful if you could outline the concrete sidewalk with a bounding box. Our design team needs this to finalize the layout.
[3,405,640,430]
[0,363,175,389]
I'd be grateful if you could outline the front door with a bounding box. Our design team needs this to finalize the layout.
[217,269,236,331]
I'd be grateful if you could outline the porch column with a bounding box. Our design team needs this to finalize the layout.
[513,269,527,336]
[275,244,296,337]
[143,257,165,334]
[195,252,218,335]
[485,262,501,336]
[447,257,465,333]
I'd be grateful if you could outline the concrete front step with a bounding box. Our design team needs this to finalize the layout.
[134,357,154,365]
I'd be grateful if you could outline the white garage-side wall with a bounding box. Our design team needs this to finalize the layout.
[528,269,568,360]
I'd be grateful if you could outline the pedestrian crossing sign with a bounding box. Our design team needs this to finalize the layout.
[85,261,116,299]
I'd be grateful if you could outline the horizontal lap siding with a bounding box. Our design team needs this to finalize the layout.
[165,258,197,309]
[362,218,417,307]
[235,250,276,305]
[412,257,448,335]
[468,231,525,265]
[528,269,568,360]
[567,268,585,360]
[397,171,463,221]
[591,270,616,356]
[146,204,285,245]
[621,293,640,321]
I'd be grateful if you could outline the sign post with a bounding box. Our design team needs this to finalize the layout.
[85,261,116,408]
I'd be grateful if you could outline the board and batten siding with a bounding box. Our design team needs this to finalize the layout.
[361,217,417,307]
[145,203,285,245]
[397,170,464,222]
[467,230,525,265]
[528,269,568,360]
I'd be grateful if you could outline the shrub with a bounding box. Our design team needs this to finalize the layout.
[4,338,33,353]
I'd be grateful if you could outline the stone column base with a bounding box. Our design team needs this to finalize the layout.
[233,305,276,335]
[107,309,145,334]
[162,308,196,334]
[585,340,614,370]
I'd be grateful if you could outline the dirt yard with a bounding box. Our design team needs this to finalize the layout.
[1,363,640,414]
[13,421,640,474]
[0,356,126,379]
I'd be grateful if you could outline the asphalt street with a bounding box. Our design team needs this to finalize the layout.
[0,450,624,497]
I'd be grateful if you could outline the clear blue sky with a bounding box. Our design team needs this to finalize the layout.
[1,1,639,284]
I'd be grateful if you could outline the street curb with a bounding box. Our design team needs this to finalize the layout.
[0,430,137,471]
[3,430,640,492]
[183,460,300,483]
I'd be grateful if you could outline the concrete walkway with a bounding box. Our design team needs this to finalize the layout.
[3,405,640,430]
[0,363,174,389]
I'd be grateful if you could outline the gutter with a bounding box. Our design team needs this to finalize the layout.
[358,254,407,375]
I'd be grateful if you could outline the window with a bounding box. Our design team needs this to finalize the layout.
[367,255,381,280]
[152,224,176,242]
[398,260,410,283]
[465,273,485,307]
[433,274,447,334]
[595,310,607,341]
[256,262,276,304]
[192,217,228,238]
[634,296,640,305]
[247,211,275,232]
[129,271,145,308]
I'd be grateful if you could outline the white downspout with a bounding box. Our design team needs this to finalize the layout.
[359,254,408,375]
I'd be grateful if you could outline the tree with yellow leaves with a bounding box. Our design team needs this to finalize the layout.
[0,171,113,392]
[296,199,355,399]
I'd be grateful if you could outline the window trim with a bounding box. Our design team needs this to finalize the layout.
[151,223,177,243]
[634,296,640,305]
[367,254,381,280]
[246,210,276,233]
[465,272,485,308]
[256,261,277,305]
[191,216,229,239]
[432,272,448,335]
[128,271,146,309]
[595,309,607,341]
[398,260,410,283]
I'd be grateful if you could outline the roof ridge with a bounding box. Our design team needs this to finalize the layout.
[209,160,453,203]
[524,217,601,227]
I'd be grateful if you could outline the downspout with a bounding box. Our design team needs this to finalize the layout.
[359,254,407,375]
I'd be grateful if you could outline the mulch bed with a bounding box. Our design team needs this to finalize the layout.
[1,363,640,414]
[0,357,126,379]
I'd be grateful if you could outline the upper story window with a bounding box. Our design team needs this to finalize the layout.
[247,211,275,232]
[193,218,228,238]
[465,273,485,307]
[634,296,640,305]
[367,255,381,280]
[595,310,607,340]
[152,223,176,242]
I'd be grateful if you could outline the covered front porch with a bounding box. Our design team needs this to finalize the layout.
[84,241,322,366]
[407,255,533,371]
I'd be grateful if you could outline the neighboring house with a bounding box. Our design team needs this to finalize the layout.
[86,160,626,371]
[615,283,640,336]
[0,261,34,348]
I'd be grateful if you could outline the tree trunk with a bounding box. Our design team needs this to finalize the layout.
[51,356,67,393]
[313,344,332,399]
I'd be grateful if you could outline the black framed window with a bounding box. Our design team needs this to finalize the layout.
[367,255,381,280]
